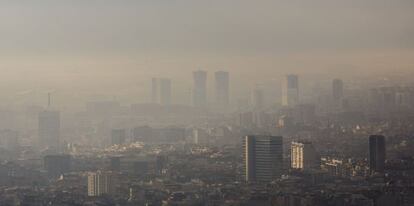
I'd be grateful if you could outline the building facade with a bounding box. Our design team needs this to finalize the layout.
[243,135,283,182]
[369,135,386,174]
[88,171,117,197]
[291,141,320,171]
[193,70,207,107]
[38,110,60,150]
[282,74,299,106]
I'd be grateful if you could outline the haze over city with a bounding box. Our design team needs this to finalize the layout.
[0,1,413,206]
[1,0,414,107]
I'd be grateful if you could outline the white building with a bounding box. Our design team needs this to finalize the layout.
[291,141,320,171]
[88,171,117,197]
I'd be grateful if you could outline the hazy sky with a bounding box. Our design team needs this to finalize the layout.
[0,0,413,106]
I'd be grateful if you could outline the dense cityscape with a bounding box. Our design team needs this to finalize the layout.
[1,1,414,206]
[0,70,413,206]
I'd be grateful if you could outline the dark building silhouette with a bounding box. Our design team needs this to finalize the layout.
[38,110,60,151]
[282,74,299,106]
[109,156,121,171]
[44,154,71,177]
[243,135,283,183]
[252,85,265,110]
[369,135,386,174]
[192,70,207,107]
[215,71,230,107]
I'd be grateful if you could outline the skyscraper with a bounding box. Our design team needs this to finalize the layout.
[243,135,283,182]
[215,71,229,107]
[252,84,264,110]
[369,135,386,174]
[291,141,320,171]
[159,78,172,105]
[282,74,299,106]
[151,78,159,104]
[38,110,60,150]
[332,78,344,101]
[88,171,117,197]
[151,78,172,105]
[192,70,207,107]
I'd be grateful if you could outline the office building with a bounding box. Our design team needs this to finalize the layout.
[38,110,60,150]
[291,141,320,171]
[151,78,172,105]
[369,135,386,174]
[243,135,283,182]
[109,156,121,171]
[159,78,172,105]
[88,171,117,197]
[332,79,344,101]
[252,84,264,110]
[192,70,207,107]
[44,154,71,177]
[282,74,299,106]
[215,71,229,107]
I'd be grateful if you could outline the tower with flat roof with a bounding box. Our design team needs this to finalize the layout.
[291,141,320,171]
[243,135,283,182]
[369,135,386,174]
[282,74,299,106]
[193,70,207,107]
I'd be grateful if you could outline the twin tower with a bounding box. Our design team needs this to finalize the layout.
[151,70,230,108]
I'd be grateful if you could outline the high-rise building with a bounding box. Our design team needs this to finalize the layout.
[369,135,386,174]
[282,74,299,106]
[192,70,207,107]
[44,154,71,177]
[88,171,117,197]
[151,78,172,105]
[159,78,172,105]
[151,78,159,104]
[252,84,264,110]
[291,141,320,171]
[215,71,229,107]
[243,135,283,182]
[332,79,344,101]
[111,129,126,145]
[38,110,60,150]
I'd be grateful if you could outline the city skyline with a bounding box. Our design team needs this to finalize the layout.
[0,1,412,205]
[0,1,413,108]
